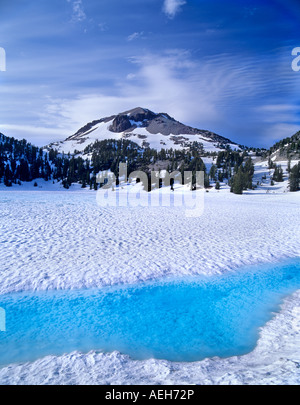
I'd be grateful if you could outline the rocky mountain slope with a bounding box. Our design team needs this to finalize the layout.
[268,131,300,162]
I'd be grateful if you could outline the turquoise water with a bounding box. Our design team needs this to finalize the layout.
[0,258,299,365]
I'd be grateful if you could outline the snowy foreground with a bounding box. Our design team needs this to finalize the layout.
[0,187,299,385]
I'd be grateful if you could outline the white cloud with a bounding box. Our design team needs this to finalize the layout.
[0,124,67,146]
[254,104,300,142]
[126,73,136,80]
[163,0,186,19]
[3,48,297,148]
[40,50,227,141]
[67,0,86,22]
[127,32,144,42]
[37,49,299,148]
[259,123,300,144]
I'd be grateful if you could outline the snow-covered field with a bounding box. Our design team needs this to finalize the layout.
[0,187,299,384]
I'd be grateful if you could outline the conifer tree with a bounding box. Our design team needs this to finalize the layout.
[289,163,300,192]
[231,167,244,194]
[272,165,284,182]
[209,164,217,181]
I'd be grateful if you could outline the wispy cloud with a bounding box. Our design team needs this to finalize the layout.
[36,48,298,147]
[67,0,86,22]
[98,22,108,32]
[254,104,300,143]
[1,1,298,148]
[127,32,144,42]
[163,0,186,19]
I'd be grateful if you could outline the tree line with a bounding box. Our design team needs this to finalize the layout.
[1,132,298,193]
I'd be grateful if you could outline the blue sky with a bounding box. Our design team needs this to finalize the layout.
[0,0,299,147]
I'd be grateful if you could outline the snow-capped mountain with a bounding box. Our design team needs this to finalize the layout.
[46,107,239,155]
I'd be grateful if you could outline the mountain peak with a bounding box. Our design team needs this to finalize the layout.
[47,107,238,154]
[109,107,158,133]
[121,107,154,116]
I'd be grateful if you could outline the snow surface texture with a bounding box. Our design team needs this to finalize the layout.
[0,189,299,384]
[0,189,299,295]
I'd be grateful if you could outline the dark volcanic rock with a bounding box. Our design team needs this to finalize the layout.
[109,115,133,133]
[109,108,158,133]
[123,107,157,123]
